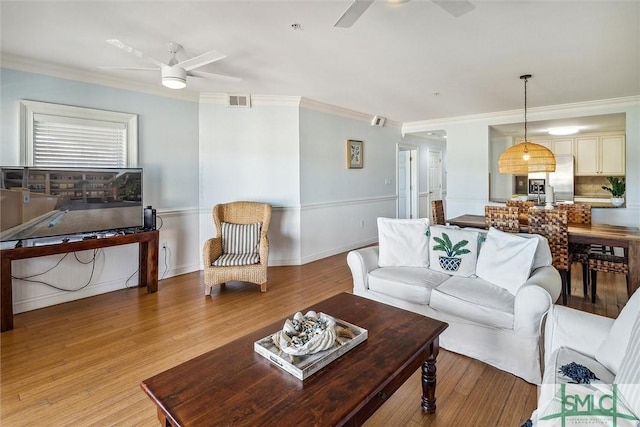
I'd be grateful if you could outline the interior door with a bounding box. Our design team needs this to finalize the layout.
[398,150,411,218]
[428,149,443,221]
[397,145,418,219]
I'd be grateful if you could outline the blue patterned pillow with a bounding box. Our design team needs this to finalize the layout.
[428,226,480,277]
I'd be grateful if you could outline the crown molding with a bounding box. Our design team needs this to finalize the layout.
[1,54,200,102]
[199,93,401,127]
[199,93,301,106]
[300,97,401,128]
[402,95,640,134]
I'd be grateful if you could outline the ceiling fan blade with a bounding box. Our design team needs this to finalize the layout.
[334,0,374,28]
[106,39,166,68]
[432,0,475,17]
[177,50,227,71]
[188,70,242,83]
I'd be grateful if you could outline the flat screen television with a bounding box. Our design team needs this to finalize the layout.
[1,166,143,242]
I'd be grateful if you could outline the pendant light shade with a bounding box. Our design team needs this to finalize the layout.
[499,142,556,174]
[498,75,556,174]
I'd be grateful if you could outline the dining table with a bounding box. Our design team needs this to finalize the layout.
[446,214,640,296]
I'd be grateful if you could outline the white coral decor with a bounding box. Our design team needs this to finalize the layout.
[276,311,337,356]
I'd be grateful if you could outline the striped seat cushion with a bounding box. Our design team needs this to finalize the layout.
[213,253,260,267]
[221,222,261,254]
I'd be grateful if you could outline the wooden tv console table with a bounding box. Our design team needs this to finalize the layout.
[0,230,159,332]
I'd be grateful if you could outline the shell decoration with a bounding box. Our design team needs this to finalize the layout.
[273,311,337,356]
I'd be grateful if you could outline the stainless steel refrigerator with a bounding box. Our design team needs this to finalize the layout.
[528,155,574,203]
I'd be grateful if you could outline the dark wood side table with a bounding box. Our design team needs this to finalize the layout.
[1,230,159,332]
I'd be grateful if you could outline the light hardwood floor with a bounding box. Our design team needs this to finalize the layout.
[1,252,629,426]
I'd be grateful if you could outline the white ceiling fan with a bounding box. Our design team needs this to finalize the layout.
[334,0,475,28]
[99,40,241,89]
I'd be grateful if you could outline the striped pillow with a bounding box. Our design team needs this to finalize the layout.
[221,222,261,255]
[614,314,640,419]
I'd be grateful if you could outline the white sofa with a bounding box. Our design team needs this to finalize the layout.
[347,218,562,384]
[526,287,640,425]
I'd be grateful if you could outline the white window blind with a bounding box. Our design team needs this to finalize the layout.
[20,100,138,167]
[33,114,127,167]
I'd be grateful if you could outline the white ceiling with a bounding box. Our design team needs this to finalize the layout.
[1,1,639,124]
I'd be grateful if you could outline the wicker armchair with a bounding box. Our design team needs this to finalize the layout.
[203,201,272,294]
[431,200,445,225]
[528,208,569,305]
[558,203,592,296]
[506,200,536,224]
[484,206,520,233]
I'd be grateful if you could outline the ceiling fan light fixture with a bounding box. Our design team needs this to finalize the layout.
[161,66,187,89]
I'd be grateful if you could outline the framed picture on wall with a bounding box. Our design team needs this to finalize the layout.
[347,140,363,169]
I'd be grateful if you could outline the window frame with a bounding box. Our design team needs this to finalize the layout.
[20,100,138,167]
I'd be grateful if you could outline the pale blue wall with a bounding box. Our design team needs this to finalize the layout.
[0,68,200,209]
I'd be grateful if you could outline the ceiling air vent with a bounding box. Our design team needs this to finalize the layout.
[227,94,251,108]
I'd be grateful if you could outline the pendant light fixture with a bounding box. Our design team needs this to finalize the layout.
[498,75,556,174]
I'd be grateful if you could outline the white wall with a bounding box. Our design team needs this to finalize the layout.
[198,95,301,265]
[489,135,516,200]
[404,97,640,227]
[1,68,201,312]
[298,104,400,263]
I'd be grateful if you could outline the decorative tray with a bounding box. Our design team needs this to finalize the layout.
[254,314,368,380]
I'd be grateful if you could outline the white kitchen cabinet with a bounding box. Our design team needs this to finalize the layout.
[531,138,573,156]
[552,139,574,156]
[574,135,625,176]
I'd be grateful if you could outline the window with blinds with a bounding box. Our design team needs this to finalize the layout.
[20,100,138,167]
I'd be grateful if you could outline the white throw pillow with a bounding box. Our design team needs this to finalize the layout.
[517,233,553,270]
[428,226,480,277]
[476,227,539,295]
[596,289,640,374]
[377,217,430,267]
[615,313,640,419]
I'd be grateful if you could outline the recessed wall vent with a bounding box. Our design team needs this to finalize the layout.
[371,115,386,127]
[227,94,251,108]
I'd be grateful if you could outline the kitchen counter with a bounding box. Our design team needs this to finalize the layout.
[574,197,624,208]
[490,198,624,209]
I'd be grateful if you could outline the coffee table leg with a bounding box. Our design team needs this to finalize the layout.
[421,338,439,414]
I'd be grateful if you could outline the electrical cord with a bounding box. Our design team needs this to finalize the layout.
[161,244,169,280]
[12,249,99,292]
[124,267,139,288]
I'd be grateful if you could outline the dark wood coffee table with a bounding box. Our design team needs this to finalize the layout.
[140,292,448,426]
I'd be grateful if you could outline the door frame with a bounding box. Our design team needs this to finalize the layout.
[396,143,419,219]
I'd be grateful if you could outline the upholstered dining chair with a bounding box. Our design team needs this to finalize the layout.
[558,203,592,296]
[506,200,536,224]
[202,201,272,294]
[484,206,520,233]
[431,200,445,225]
[528,208,569,305]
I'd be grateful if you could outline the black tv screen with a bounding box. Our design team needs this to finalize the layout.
[0,166,143,242]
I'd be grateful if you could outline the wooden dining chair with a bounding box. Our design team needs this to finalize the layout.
[485,206,520,233]
[528,209,569,305]
[558,203,592,296]
[506,200,536,224]
[588,252,629,304]
[431,200,445,225]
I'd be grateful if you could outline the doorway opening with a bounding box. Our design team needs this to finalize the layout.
[397,144,418,219]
